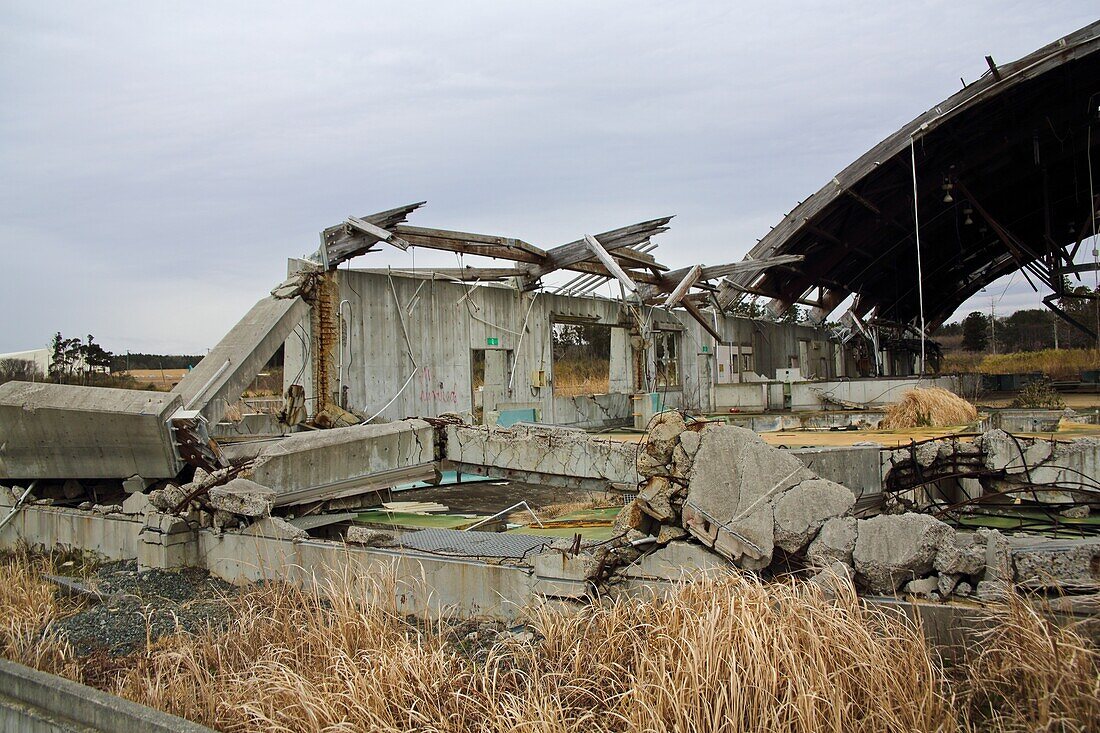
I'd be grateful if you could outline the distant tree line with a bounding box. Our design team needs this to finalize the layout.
[940,285,1100,353]
[49,332,112,383]
[109,353,203,372]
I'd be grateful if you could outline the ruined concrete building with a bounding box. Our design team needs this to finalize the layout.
[1,20,1099,633]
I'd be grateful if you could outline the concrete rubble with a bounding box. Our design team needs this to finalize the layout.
[599,415,1100,604]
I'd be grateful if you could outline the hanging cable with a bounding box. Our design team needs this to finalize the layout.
[910,136,927,377]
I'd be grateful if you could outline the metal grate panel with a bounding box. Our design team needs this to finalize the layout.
[394,528,553,559]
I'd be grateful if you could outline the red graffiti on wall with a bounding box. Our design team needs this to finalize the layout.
[417,366,458,404]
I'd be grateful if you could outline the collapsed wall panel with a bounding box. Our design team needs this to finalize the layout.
[0,382,184,480]
[444,423,637,490]
[251,419,436,505]
[172,295,309,427]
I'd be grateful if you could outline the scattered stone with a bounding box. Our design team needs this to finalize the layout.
[644,411,686,464]
[807,516,858,567]
[242,516,307,540]
[212,510,236,531]
[637,476,677,522]
[937,573,959,597]
[122,474,152,495]
[77,501,93,510]
[955,581,973,596]
[670,444,693,478]
[345,526,394,546]
[934,531,985,576]
[852,513,953,594]
[975,579,1011,602]
[613,499,652,534]
[772,478,854,553]
[635,451,667,476]
[903,576,940,599]
[808,561,854,599]
[149,484,187,512]
[619,541,729,581]
[207,478,276,518]
[121,492,152,516]
[655,524,688,544]
[1060,505,1090,519]
[92,504,123,515]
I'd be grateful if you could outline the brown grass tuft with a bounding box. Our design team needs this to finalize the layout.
[0,546,81,677]
[963,593,1100,731]
[880,387,978,429]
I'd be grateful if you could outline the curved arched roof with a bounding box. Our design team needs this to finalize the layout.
[720,20,1100,333]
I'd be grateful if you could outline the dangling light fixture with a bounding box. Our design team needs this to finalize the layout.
[942,180,954,203]
[963,205,973,226]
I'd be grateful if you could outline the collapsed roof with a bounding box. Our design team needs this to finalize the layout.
[717,20,1100,336]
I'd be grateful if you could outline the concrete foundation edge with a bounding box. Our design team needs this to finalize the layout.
[0,657,214,733]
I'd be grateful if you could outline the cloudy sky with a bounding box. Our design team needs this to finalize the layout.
[1,2,1096,354]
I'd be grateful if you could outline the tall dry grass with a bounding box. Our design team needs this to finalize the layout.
[553,359,611,397]
[0,546,81,677]
[880,387,978,429]
[963,593,1099,732]
[2,550,1098,732]
[942,348,1099,380]
[100,570,957,733]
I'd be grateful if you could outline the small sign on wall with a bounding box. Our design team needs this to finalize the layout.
[486,337,500,346]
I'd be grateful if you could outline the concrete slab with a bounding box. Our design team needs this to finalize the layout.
[0,382,183,480]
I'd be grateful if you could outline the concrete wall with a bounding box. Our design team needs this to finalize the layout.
[0,658,214,733]
[251,419,436,498]
[0,504,143,561]
[0,382,183,481]
[283,267,835,425]
[789,376,958,411]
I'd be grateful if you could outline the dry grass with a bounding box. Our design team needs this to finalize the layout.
[880,387,979,429]
[942,348,1099,380]
[553,359,611,397]
[104,571,956,733]
[2,550,1098,732]
[0,546,81,677]
[963,593,1100,731]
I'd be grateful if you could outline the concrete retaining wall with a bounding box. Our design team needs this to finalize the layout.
[0,504,142,561]
[0,658,213,733]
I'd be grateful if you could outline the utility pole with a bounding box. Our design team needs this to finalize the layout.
[989,295,997,355]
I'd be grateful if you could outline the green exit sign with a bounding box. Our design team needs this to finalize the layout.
[702,345,710,353]
[486,337,499,346]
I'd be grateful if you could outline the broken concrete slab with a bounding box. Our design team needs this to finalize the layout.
[619,541,730,581]
[681,425,816,569]
[0,382,184,480]
[1011,537,1100,590]
[208,479,276,517]
[242,516,307,540]
[344,526,394,546]
[903,576,940,599]
[533,551,601,582]
[643,410,686,464]
[253,419,436,505]
[808,561,854,598]
[933,531,986,576]
[772,478,854,553]
[806,516,858,567]
[446,423,636,489]
[852,513,953,594]
[121,492,152,516]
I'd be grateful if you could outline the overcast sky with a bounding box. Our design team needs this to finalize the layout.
[1,2,1096,354]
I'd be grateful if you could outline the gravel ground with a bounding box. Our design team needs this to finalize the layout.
[53,561,237,657]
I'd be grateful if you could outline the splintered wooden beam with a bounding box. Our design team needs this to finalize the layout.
[524,217,673,280]
[698,254,805,280]
[318,202,426,268]
[393,225,547,258]
[346,216,410,251]
[663,265,701,307]
[584,235,637,293]
[680,297,723,341]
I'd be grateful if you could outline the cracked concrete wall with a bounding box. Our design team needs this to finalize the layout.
[444,423,637,485]
[251,419,436,495]
[282,269,836,426]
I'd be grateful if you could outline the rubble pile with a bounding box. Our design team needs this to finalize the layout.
[609,415,1100,603]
